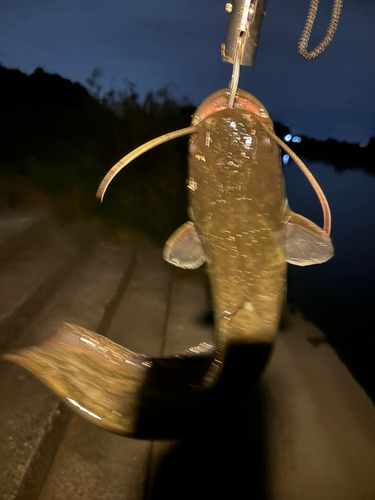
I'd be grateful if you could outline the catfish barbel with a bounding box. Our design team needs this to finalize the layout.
[4,89,333,438]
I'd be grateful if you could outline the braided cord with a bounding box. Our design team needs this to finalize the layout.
[298,0,343,60]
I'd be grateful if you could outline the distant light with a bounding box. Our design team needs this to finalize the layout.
[292,136,301,143]
[282,154,290,165]
[359,142,367,148]
[284,134,292,142]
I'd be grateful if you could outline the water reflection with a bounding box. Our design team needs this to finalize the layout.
[284,161,375,399]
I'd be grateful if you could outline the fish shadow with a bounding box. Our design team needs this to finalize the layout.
[136,343,272,499]
[307,336,328,347]
[146,384,268,500]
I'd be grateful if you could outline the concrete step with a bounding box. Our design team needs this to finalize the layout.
[262,316,375,500]
[38,258,215,500]
[0,219,101,352]
[146,268,215,499]
[145,315,375,500]
[0,210,51,266]
[0,210,45,243]
[38,247,172,500]
[0,238,136,500]
[1,216,375,500]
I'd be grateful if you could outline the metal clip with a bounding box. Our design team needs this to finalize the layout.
[222,0,267,107]
[222,0,267,67]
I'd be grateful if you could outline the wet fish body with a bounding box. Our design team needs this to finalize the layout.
[187,107,285,384]
[164,89,332,385]
[189,103,287,348]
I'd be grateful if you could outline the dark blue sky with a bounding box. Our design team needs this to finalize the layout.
[1,0,374,142]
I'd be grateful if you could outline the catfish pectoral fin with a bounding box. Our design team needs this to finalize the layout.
[3,322,215,438]
[163,221,206,269]
[277,212,334,266]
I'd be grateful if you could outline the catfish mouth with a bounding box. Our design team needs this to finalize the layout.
[191,88,270,126]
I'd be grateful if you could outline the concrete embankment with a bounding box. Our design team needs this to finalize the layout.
[0,209,374,500]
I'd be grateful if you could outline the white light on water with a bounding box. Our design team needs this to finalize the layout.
[284,134,292,142]
[283,154,290,165]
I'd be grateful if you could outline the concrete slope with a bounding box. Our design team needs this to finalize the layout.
[263,316,375,500]
[38,257,215,500]
[0,210,374,500]
[0,210,137,499]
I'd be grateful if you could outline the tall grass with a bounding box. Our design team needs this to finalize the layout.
[0,66,195,243]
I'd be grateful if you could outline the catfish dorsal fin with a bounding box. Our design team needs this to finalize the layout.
[163,222,206,269]
[277,212,334,266]
[97,126,196,201]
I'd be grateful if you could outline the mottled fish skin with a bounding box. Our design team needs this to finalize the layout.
[188,92,287,385]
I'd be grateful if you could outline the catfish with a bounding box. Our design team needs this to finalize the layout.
[3,89,333,438]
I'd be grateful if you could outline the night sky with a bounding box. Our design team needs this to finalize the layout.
[1,0,374,142]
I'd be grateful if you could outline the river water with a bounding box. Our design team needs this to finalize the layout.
[283,159,375,400]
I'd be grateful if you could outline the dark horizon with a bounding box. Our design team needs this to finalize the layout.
[1,0,374,143]
[3,63,375,153]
